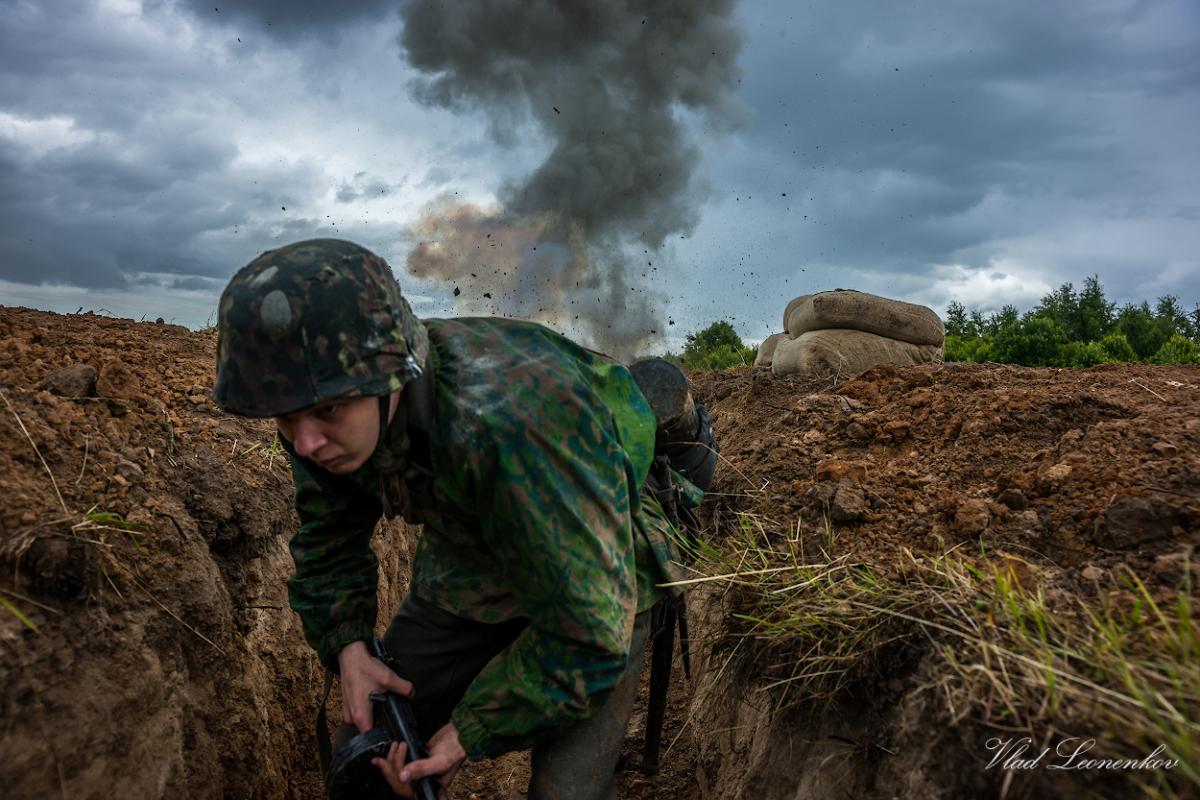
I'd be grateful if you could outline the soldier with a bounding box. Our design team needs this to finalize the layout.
[212,239,712,799]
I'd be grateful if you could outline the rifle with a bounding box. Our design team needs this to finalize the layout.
[321,639,442,800]
[368,640,442,800]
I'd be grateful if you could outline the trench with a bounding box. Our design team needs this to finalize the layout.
[3,309,1198,800]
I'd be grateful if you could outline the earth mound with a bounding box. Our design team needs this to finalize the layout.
[685,360,1198,799]
[1,305,1196,799]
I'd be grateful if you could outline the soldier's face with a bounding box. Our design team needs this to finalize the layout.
[274,396,379,474]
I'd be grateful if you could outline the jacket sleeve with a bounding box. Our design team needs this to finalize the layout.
[449,404,641,758]
[285,450,384,668]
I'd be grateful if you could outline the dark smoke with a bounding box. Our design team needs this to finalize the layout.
[399,0,743,358]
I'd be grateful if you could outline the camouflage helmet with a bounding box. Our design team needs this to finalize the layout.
[213,238,429,418]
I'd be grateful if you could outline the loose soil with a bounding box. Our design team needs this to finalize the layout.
[684,358,1199,799]
[1,306,1196,799]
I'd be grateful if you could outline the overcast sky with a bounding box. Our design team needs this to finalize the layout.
[1,0,1197,349]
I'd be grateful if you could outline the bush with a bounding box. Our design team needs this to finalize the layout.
[1098,332,1138,363]
[679,320,756,371]
[1116,303,1170,359]
[1153,333,1200,365]
[990,316,1067,366]
[940,282,1197,368]
[1061,341,1108,367]
[944,334,992,363]
[683,342,757,371]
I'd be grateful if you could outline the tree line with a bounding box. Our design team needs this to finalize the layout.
[945,276,1200,366]
[661,277,1199,372]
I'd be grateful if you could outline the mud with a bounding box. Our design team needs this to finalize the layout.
[1,306,1196,799]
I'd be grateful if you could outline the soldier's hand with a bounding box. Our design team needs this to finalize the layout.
[336,640,414,732]
[372,722,465,798]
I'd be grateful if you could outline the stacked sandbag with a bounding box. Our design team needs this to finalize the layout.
[754,332,789,366]
[750,297,813,367]
[782,294,813,332]
[785,290,944,345]
[759,289,944,378]
[772,329,942,378]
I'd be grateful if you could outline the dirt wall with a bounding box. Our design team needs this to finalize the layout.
[682,360,1198,799]
[0,307,415,800]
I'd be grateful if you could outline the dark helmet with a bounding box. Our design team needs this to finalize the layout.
[213,238,429,418]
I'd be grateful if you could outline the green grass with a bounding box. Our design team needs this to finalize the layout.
[694,512,1200,798]
[0,592,41,634]
[231,431,289,472]
[74,505,148,547]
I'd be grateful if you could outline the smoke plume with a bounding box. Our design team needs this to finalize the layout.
[398,0,743,358]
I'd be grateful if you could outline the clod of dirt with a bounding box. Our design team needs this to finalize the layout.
[996,487,1027,510]
[115,458,144,483]
[1151,440,1179,458]
[1094,494,1183,547]
[814,458,868,484]
[1035,461,1072,494]
[95,358,145,400]
[38,363,98,397]
[806,479,868,523]
[952,498,991,535]
[845,420,872,440]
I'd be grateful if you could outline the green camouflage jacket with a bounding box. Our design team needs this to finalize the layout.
[284,317,689,758]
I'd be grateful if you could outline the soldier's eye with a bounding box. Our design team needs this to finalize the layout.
[316,403,340,419]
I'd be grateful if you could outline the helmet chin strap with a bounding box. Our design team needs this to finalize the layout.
[376,393,391,452]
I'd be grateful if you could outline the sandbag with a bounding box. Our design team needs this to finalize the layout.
[785,289,944,346]
[771,328,943,378]
[754,333,788,366]
[782,295,812,333]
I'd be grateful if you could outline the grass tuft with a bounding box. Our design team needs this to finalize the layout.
[694,511,1199,798]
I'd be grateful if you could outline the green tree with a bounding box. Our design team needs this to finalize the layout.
[1037,282,1079,337]
[679,320,756,371]
[1153,333,1200,365]
[990,315,1067,366]
[944,334,992,363]
[945,301,969,337]
[1115,302,1167,359]
[986,305,1020,336]
[1061,340,1108,367]
[1155,295,1188,338]
[1098,332,1137,362]
[1075,275,1115,341]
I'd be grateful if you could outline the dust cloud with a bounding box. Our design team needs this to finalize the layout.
[398,0,743,358]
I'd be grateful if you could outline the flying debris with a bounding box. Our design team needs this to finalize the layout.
[399,0,744,358]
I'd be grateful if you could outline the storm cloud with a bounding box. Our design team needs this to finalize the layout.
[676,0,1200,335]
[0,0,1196,344]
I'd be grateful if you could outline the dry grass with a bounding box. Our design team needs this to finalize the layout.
[692,510,1199,798]
[229,430,289,472]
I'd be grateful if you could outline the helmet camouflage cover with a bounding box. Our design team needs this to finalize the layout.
[213,238,429,418]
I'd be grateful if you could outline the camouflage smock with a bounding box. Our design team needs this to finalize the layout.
[283,317,689,759]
